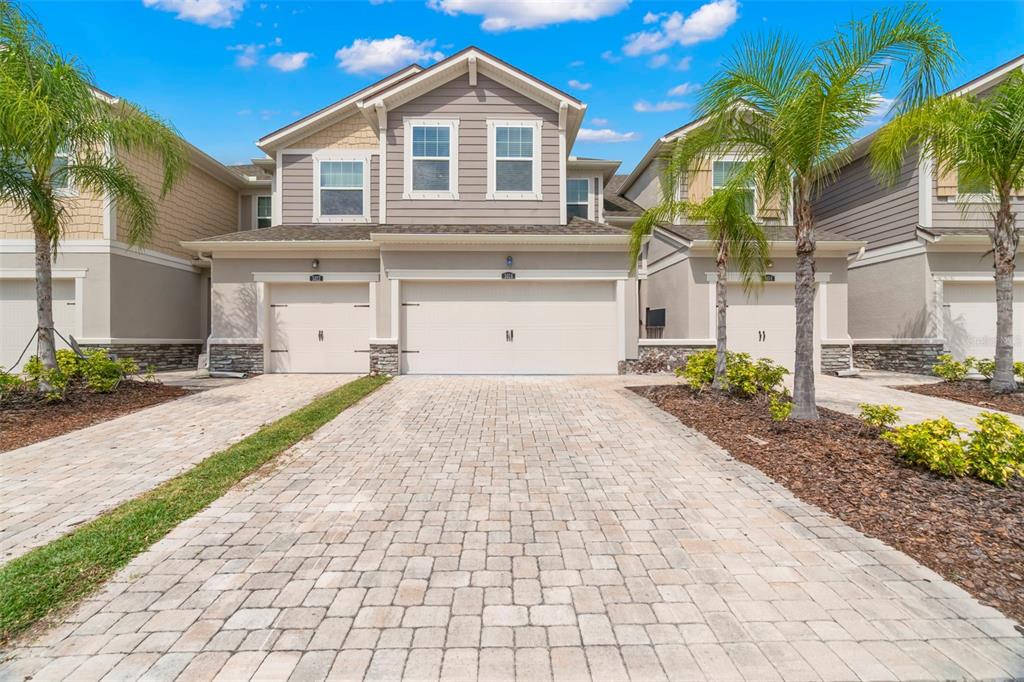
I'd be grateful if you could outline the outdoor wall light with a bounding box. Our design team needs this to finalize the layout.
[506,256,514,267]
[312,258,320,270]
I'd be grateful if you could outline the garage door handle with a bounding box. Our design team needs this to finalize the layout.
[511,329,514,342]
[271,304,288,308]
[402,302,420,307]
[318,330,323,342]
[354,304,370,308]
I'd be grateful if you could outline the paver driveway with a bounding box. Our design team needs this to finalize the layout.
[0,374,351,562]
[3,376,1022,681]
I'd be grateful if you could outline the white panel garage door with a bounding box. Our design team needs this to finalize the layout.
[726,283,802,370]
[1,279,76,371]
[944,282,1024,359]
[401,280,618,374]
[269,283,370,373]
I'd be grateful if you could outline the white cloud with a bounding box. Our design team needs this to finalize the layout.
[569,59,585,68]
[142,0,245,27]
[335,35,444,75]
[648,54,669,69]
[590,117,609,126]
[667,82,700,96]
[601,50,622,64]
[633,100,689,113]
[268,51,312,72]
[577,128,639,143]
[623,0,739,56]
[675,56,693,71]
[427,0,629,31]
[568,79,592,91]
[866,95,895,123]
[227,42,262,68]
[643,11,665,24]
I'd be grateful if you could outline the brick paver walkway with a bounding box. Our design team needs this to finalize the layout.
[0,374,352,563]
[3,376,1022,681]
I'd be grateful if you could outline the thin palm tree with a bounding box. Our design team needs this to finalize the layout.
[654,3,956,419]
[0,2,186,373]
[871,69,1024,392]
[630,183,770,389]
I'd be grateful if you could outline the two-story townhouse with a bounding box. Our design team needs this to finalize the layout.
[811,55,1024,374]
[611,116,864,373]
[183,47,639,376]
[0,122,270,371]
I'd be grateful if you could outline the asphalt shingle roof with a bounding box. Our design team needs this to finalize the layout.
[660,222,858,243]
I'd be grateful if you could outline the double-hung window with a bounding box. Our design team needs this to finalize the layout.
[256,195,272,229]
[712,160,755,216]
[51,146,74,196]
[488,120,542,200]
[404,119,458,199]
[566,178,590,220]
[314,152,370,223]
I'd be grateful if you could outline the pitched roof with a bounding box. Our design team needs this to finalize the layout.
[228,164,273,181]
[192,219,627,243]
[603,175,644,217]
[659,222,857,244]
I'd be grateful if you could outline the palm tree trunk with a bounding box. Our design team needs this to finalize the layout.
[33,219,59,371]
[991,190,1018,392]
[712,248,728,390]
[792,196,819,420]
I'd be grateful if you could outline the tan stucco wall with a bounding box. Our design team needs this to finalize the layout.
[117,148,239,260]
[289,114,378,150]
[848,254,931,339]
[1,189,106,240]
[109,254,205,339]
[644,260,692,338]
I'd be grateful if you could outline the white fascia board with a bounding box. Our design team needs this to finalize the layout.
[180,239,377,253]
[567,158,621,182]
[253,272,380,283]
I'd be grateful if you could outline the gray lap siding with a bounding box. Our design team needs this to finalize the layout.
[281,153,380,225]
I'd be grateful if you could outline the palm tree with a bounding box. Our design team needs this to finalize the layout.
[871,70,1024,392]
[654,3,956,419]
[630,184,770,389]
[0,2,186,373]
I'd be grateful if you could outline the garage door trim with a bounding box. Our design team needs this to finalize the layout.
[0,267,86,341]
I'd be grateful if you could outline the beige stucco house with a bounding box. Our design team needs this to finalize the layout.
[0,116,270,370]
[810,55,1024,373]
[612,117,865,373]
[183,47,639,376]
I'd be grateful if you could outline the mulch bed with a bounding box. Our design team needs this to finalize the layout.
[896,381,1024,417]
[633,384,1024,626]
[0,381,189,453]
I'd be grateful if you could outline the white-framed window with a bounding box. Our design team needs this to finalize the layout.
[957,170,991,198]
[487,120,543,200]
[256,195,272,229]
[51,146,76,196]
[712,159,755,216]
[404,119,459,199]
[313,150,372,223]
[566,178,590,221]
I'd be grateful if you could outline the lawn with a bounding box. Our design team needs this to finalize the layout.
[0,374,389,643]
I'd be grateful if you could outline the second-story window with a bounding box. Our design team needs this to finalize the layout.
[488,120,542,200]
[957,170,990,197]
[256,196,272,229]
[50,146,74,196]
[712,160,755,216]
[314,153,371,223]
[404,119,459,199]
[566,178,590,220]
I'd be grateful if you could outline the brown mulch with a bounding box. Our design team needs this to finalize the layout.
[0,381,189,453]
[633,384,1024,625]
[896,381,1024,417]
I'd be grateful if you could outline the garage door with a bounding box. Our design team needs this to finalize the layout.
[268,283,370,373]
[726,283,809,371]
[944,282,1024,359]
[401,280,618,374]
[1,279,76,371]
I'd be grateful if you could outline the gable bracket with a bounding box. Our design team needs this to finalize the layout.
[468,55,477,87]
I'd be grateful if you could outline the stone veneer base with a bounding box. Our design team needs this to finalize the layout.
[820,343,853,376]
[209,344,264,375]
[619,344,715,375]
[369,343,400,376]
[852,342,945,375]
[80,343,202,372]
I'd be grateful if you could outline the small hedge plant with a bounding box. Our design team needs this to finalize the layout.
[858,403,902,430]
[932,354,975,382]
[676,349,788,398]
[11,349,141,402]
[882,412,1024,486]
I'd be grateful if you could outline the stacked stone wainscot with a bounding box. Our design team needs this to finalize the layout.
[209,344,264,375]
[820,343,853,375]
[80,343,202,371]
[619,342,715,374]
[852,342,945,375]
[369,343,399,376]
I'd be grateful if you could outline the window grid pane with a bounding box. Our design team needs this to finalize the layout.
[412,126,450,158]
[321,161,363,189]
[566,179,588,204]
[496,126,533,158]
[712,160,753,189]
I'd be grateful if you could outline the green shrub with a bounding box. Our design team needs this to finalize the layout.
[974,358,996,380]
[22,356,70,402]
[881,417,968,478]
[932,354,974,382]
[80,349,137,393]
[858,403,902,430]
[1015,361,1023,380]
[0,371,27,403]
[963,413,1024,486]
[768,391,793,422]
[677,349,788,397]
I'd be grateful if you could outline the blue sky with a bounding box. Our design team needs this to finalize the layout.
[27,0,1024,172]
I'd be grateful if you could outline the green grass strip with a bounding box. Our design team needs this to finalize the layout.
[0,374,389,643]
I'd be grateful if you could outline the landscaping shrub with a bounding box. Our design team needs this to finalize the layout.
[964,413,1024,486]
[768,391,793,421]
[1016,361,1024,381]
[5,349,142,404]
[858,403,902,430]
[932,354,974,382]
[881,417,968,478]
[975,358,996,380]
[676,349,716,388]
[676,349,788,397]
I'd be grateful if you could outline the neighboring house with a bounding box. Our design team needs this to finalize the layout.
[0,121,270,370]
[613,118,864,373]
[183,47,638,376]
[811,55,1024,374]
